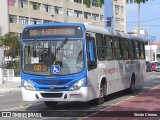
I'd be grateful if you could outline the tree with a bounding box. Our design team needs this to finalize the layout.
[0,33,20,76]
[0,33,20,60]
[126,0,149,35]
[85,0,104,7]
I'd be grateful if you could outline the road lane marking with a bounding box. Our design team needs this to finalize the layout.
[84,84,160,119]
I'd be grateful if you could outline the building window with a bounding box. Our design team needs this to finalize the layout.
[92,13,99,21]
[115,18,124,24]
[29,2,40,11]
[9,15,17,23]
[18,0,28,8]
[8,0,16,6]
[115,5,124,13]
[74,10,82,18]
[42,4,52,13]
[55,6,63,15]
[30,18,42,25]
[19,16,29,24]
[67,9,73,16]
[92,0,99,7]
[100,15,104,20]
[74,0,82,3]
[43,20,52,23]
[84,12,91,19]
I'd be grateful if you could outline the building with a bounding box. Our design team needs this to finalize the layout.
[145,42,160,62]
[0,0,104,36]
[104,0,126,32]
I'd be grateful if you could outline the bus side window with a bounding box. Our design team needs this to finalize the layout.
[96,33,106,61]
[128,40,135,60]
[121,38,129,60]
[86,36,97,71]
[105,35,114,60]
[139,42,145,59]
[134,41,140,59]
[113,37,121,60]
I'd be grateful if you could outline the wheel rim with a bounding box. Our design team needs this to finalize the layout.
[100,87,104,98]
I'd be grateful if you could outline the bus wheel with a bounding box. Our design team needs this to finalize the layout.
[95,83,105,105]
[44,101,58,108]
[128,75,135,94]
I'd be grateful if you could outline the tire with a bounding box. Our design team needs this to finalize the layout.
[128,75,135,94]
[95,83,105,105]
[44,101,58,108]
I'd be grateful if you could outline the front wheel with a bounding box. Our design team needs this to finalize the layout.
[95,83,106,105]
[44,101,58,108]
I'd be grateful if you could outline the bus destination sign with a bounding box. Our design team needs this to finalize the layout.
[22,26,83,38]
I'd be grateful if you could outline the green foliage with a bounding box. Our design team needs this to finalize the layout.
[84,0,149,7]
[0,33,20,76]
[126,0,148,4]
[0,33,20,59]
[85,0,104,7]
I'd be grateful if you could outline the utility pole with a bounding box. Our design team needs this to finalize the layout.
[137,3,140,35]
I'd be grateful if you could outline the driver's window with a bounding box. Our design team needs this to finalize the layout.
[86,34,97,70]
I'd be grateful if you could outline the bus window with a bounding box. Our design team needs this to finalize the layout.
[128,40,135,60]
[113,37,121,60]
[105,35,114,60]
[134,41,140,59]
[139,42,145,59]
[96,33,106,61]
[121,38,129,60]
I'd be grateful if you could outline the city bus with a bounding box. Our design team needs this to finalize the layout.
[21,23,146,107]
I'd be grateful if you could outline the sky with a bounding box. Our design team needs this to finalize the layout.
[126,0,160,42]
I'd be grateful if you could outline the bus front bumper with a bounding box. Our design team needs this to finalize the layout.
[21,87,88,102]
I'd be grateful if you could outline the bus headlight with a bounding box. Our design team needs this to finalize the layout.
[70,78,86,90]
[22,80,35,91]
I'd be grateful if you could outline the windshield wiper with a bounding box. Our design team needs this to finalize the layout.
[56,38,68,53]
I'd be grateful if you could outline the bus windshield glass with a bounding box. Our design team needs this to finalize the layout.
[23,40,84,75]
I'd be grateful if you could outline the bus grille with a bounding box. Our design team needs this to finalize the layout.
[41,93,63,98]
[32,79,71,85]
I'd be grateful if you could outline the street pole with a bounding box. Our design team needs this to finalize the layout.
[137,3,140,35]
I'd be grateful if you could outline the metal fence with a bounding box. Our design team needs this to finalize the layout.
[3,69,14,81]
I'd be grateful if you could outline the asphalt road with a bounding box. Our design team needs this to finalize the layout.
[0,72,160,120]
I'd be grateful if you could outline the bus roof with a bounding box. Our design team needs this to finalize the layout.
[23,22,145,42]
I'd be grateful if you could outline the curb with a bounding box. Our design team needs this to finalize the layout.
[0,88,21,94]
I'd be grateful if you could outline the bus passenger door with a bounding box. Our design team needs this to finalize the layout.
[86,35,98,101]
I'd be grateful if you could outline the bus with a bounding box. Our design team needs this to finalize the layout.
[21,23,146,107]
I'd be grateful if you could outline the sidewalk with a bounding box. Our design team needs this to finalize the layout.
[0,81,21,93]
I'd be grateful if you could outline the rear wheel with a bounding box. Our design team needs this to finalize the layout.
[44,101,58,108]
[95,83,106,105]
[128,75,135,94]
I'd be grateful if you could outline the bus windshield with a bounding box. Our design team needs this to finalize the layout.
[23,40,84,75]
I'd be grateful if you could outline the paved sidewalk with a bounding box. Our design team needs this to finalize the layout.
[0,81,21,93]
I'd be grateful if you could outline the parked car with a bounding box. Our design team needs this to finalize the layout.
[151,62,157,71]
[146,61,152,72]
[155,63,160,72]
